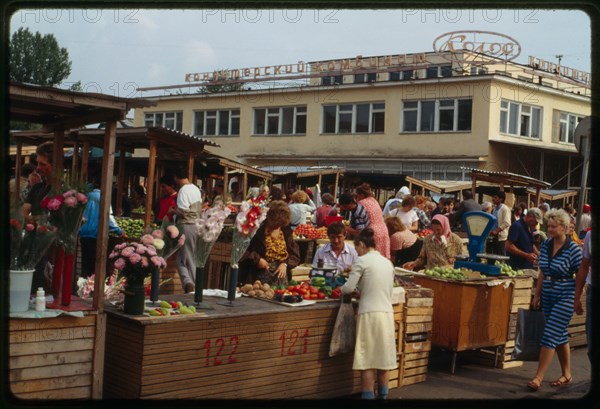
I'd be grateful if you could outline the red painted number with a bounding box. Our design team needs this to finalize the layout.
[280,328,310,356]
[201,336,240,366]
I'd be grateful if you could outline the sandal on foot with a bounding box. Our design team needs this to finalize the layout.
[527,377,543,391]
[550,375,573,387]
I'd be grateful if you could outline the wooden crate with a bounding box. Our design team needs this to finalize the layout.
[9,312,98,399]
[395,287,434,387]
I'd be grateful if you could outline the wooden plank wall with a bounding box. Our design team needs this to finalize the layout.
[104,306,363,399]
[8,313,98,399]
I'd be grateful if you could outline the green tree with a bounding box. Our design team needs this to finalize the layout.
[9,27,72,86]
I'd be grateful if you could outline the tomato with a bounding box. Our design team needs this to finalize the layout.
[303,294,311,300]
[317,292,326,299]
[309,287,319,294]
[287,285,295,291]
[310,293,318,299]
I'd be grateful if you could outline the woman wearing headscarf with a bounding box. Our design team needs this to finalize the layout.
[355,183,391,260]
[402,214,463,271]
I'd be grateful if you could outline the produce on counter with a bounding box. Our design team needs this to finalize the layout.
[238,280,276,300]
[494,262,525,277]
[114,218,145,238]
[145,300,197,316]
[292,224,328,240]
[417,228,433,238]
[423,266,484,280]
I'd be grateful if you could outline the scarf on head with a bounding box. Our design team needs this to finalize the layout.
[432,214,451,246]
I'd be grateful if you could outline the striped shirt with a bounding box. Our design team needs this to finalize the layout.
[538,238,582,279]
[350,203,370,230]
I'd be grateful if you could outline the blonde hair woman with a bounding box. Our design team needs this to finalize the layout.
[527,209,582,391]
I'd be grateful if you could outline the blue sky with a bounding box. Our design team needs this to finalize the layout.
[9,8,591,99]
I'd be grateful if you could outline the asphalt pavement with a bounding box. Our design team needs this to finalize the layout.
[386,345,596,403]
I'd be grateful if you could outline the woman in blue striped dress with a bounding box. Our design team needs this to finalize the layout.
[527,209,582,391]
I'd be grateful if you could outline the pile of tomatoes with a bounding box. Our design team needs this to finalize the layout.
[293,224,328,240]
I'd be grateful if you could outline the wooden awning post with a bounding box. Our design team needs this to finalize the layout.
[14,142,22,204]
[116,151,126,217]
[71,140,79,180]
[187,152,195,181]
[93,120,117,311]
[333,172,340,201]
[535,187,541,207]
[145,139,157,227]
[223,166,230,203]
[53,128,65,188]
[81,141,90,182]
[242,171,248,199]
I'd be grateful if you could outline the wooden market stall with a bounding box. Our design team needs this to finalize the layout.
[102,286,434,398]
[461,167,551,206]
[525,188,578,209]
[7,82,156,399]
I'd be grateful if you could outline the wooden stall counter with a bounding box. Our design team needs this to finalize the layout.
[103,286,434,399]
[103,295,362,399]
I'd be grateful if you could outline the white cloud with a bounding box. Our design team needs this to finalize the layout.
[136,13,158,31]
[146,63,166,82]
[183,40,217,72]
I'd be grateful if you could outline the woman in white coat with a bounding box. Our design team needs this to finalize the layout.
[341,227,397,400]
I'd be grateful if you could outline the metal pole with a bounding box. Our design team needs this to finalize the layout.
[576,132,590,231]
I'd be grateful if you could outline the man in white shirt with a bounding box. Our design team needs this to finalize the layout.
[174,167,203,293]
[311,222,358,278]
[382,186,410,217]
[490,191,511,256]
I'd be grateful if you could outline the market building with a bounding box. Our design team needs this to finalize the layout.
[134,43,590,200]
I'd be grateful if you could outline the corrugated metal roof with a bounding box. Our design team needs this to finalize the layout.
[460,167,550,188]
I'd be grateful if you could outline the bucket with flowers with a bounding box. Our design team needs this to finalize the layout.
[41,185,88,306]
[109,241,166,314]
[9,214,57,312]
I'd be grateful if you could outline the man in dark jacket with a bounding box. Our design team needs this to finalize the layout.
[451,190,480,231]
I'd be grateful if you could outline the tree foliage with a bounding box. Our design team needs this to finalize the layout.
[9,27,72,86]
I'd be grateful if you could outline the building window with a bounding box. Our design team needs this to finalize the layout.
[559,112,583,143]
[144,111,183,131]
[354,73,377,83]
[321,75,343,86]
[322,102,385,134]
[401,99,472,132]
[499,99,542,139]
[253,106,306,135]
[194,109,240,136]
[389,70,414,81]
[426,65,452,79]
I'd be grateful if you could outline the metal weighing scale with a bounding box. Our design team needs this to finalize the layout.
[454,211,509,276]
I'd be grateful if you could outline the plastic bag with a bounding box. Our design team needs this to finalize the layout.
[329,295,356,357]
[512,308,546,361]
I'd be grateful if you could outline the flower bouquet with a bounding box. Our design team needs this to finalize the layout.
[141,221,185,302]
[226,199,268,303]
[9,213,57,271]
[77,273,172,304]
[41,185,88,306]
[194,203,231,304]
[9,213,58,312]
[109,240,166,314]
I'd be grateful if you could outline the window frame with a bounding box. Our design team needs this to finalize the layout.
[498,99,543,139]
[558,112,584,144]
[144,111,183,131]
[193,109,240,136]
[252,105,307,136]
[321,102,386,134]
[400,98,472,133]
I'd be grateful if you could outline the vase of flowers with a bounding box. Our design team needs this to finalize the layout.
[109,241,166,315]
[9,214,57,312]
[41,185,88,306]
[144,222,185,302]
[193,203,231,305]
[226,198,268,302]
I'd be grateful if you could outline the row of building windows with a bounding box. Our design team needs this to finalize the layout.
[143,100,580,142]
[320,64,459,85]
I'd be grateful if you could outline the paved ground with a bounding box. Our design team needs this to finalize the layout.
[386,345,595,402]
